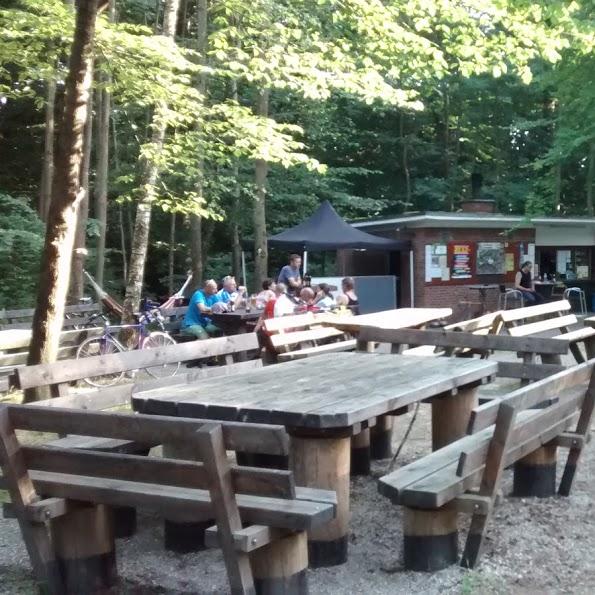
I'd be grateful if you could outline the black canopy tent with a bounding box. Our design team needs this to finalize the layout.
[241,201,411,292]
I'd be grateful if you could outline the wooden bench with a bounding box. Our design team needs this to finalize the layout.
[377,361,594,571]
[264,312,356,361]
[0,404,336,594]
[499,300,595,366]
[159,305,189,339]
[0,327,103,393]
[0,302,102,330]
[358,325,571,382]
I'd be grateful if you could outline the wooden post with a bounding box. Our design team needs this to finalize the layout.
[250,531,308,594]
[50,504,117,594]
[350,427,370,476]
[163,442,212,552]
[289,432,350,567]
[431,386,478,451]
[513,442,557,498]
[403,506,458,571]
[370,415,393,459]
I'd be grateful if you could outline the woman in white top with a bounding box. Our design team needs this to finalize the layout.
[314,283,336,311]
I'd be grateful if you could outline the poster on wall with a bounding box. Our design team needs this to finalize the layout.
[425,244,448,282]
[451,243,472,279]
[505,252,515,272]
[476,242,505,275]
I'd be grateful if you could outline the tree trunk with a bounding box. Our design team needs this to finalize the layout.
[168,212,176,294]
[39,75,56,222]
[94,0,115,287]
[554,161,562,211]
[69,83,94,304]
[399,112,411,209]
[26,0,104,402]
[189,0,208,293]
[587,142,595,217]
[253,88,270,289]
[442,84,452,210]
[119,205,127,283]
[230,79,242,279]
[122,0,180,320]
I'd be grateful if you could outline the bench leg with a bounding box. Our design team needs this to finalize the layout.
[513,443,557,498]
[350,428,371,475]
[403,507,458,571]
[50,503,117,594]
[250,531,308,594]
[370,415,393,460]
[431,386,478,451]
[163,442,212,552]
[290,433,350,567]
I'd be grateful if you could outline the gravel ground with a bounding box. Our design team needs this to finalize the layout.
[1,356,594,594]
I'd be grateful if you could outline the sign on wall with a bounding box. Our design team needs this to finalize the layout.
[451,243,472,279]
[425,244,448,282]
[476,242,505,275]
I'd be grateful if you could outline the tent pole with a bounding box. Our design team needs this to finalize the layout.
[409,249,414,307]
[241,250,247,289]
[303,251,308,276]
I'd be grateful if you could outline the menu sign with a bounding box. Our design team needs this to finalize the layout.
[452,243,472,279]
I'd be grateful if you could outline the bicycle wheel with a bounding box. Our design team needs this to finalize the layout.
[76,336,126,388]
[142,331,180,379]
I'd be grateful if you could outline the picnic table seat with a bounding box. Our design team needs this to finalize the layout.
[0,302,102,330]
[377,361,595,571]
[499,299,595,365]
[0,404,336,595]
[264,312,356,362]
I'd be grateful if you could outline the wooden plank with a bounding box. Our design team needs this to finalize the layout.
[195,423,256,592]
[205,524,293,553]
[30,384,133,411]
[22,445,295,498]
[0,408,64,593]
[269,326,345,348]
[496,361,566,381]
[461,403,516,568]
[499,300,571,323]
[13,333,260,390]
[468,363,593,432]
[0,303,100,320]
[444,311,501,333]
[277,339,356,360]
[357,326,569,355]
[7,405,289,456]
[507,314,578,337]
[555,327,595,343]
[264,312,314,334]
[25,498,72,523]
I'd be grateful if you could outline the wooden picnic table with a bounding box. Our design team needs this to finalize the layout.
[132,351,496,568]
[210,308,262,335]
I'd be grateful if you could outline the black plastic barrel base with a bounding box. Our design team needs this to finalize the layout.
[350,446,371,476]
[513,462,556,498]
[370,430,392,460]
[308,535,348,568]
[255,569,308,595]
[113,506,136,539]
[57,550,118,594]
[164,520,210,553]
[404,532,458,571]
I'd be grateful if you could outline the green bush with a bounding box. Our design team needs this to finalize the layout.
[0,193,45,309]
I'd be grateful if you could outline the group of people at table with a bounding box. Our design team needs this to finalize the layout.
[181,253,359,340]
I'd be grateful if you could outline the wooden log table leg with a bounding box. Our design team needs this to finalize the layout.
[289,431,350,567]
[50,503,117,594]
[163,443,212,552]
[250,531,308,594]
[403,507,458,571]
[513,442,557,498]
[370,415,393,459]
[431,386,479,451]
[350,428,370,476]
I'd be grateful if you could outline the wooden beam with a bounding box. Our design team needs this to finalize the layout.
[499,300,570,323]
[204,524,294,553]
[496,361,566,381]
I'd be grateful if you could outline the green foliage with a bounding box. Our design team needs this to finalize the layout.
[0,193,44,308]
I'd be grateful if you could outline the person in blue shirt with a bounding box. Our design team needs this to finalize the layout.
[217,275,246,306]
[277,254,302,295]
[182,279,222,339]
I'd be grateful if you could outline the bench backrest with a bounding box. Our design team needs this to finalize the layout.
[499,300,576,338]
[264,313,347,351]
[0,303,101,328]
[444,311,502,335]
[11,332,260,391]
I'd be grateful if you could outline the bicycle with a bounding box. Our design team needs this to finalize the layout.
[76,309,179,387]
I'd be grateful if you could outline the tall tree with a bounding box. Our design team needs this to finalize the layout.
[39,75,56,221]
[122,0,180,318]
[26,0,106,401]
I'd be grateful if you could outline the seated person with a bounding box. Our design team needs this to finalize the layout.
[256,278,276,308]
[273,282,297,317]
[332,294,352,315]
[217,275,246,306]
[181,279,222,339]
[341,276,360,314]
[314,283,336,311]
[515,261,543,305]
[295,286,320,313]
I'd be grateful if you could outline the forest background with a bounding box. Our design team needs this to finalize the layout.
[0,0,593,311]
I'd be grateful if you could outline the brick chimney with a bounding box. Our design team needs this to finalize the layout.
[460,173,496,213]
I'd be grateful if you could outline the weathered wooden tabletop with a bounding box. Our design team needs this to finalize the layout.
[0,329,32,351]
[132,352,496,429]
[320,308,452,333]
[211,309,262,323]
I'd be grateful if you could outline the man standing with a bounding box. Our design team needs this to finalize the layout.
[181,279,222,339]
[277,254,302,295]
